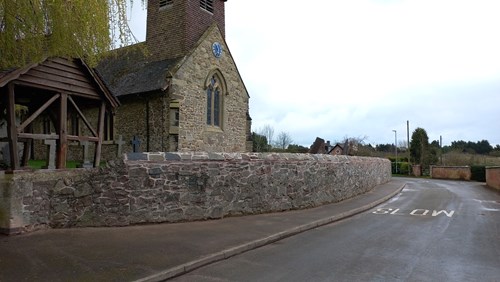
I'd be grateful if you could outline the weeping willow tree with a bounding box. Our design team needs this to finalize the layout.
[0,0,143,69]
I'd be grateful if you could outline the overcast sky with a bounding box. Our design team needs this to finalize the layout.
[128,0,500,147]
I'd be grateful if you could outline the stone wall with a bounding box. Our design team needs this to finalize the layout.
[0,153,391,234]
[430,166,471,181]
[486,166,500,190]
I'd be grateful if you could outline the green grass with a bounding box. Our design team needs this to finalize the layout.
[28,160,82,169]
[28,160,108,169]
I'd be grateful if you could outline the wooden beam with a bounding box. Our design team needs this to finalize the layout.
[17,133,59,140]
[13,80,101,100]
[6,83,19,170]
[67,135,99,142]
[56,93,68,169]
[18,75,99,97]
[68,95,98,137]
[94,102,106,167]
[17,93,60,133]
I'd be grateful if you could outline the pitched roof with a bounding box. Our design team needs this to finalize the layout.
[0,58,119,108]
[95,43,182,97]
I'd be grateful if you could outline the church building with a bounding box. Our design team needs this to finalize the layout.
[97,0,252,154]
[0,0,250,170]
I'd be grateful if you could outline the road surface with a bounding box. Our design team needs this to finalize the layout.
[171,178,500,282]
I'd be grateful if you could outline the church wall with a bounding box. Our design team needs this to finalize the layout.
[113,95,150,153]
[174,27,249,152]
[0,153,391,234]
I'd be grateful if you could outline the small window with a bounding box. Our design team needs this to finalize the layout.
[170,108,179,127]
[160,0,173,8]
[200,0,214,13]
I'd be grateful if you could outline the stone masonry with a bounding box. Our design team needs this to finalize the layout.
[0,153,390,234]
[173,25,249,152]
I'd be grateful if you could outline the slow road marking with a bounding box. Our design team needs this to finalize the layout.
[372,208,455,217]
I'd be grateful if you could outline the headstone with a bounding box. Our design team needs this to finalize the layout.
[131,135,142,153]
[1,144,10,166]
[44,139,56,169]
[114,135,125,157]
[80,141,93,168]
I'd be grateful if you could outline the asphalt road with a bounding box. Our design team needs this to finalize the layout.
[171,178,500,282]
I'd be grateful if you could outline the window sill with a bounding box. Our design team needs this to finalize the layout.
[205,126,223,133]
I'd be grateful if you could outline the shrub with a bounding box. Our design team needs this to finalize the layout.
[399,162,410,175]
[391,161,410,175]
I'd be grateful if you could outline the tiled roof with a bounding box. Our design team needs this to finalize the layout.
[95,43,182,97]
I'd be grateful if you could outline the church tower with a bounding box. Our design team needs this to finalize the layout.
[146,0,227,60]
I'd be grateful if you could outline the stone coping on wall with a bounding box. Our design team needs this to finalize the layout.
[125,152,360,162]
[431,165,470,168]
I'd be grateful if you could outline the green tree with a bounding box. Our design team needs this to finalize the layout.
[252,132,268,152]
[410,127,437,168]
[0,0,139,69]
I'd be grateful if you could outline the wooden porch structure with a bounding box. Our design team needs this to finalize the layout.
[0,58,119,171]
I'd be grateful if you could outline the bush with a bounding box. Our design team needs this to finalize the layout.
[391,161,409,175]
[399,162,410,175]
[471,165,486,182]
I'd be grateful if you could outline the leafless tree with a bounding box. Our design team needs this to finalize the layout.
[259,124,275,149]
[275,131,293,150]
[340,135,368,155]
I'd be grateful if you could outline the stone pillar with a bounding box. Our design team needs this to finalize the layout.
[412,165,422,177]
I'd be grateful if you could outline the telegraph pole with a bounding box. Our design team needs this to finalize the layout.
[407,120,410,175]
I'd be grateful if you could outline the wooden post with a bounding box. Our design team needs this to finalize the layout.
[56,93,68,169]
[94,102,106,167]
[6,83,19,170]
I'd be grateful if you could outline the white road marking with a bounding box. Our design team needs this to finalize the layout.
[372,208,455,217]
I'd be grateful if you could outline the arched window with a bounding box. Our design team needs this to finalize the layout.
[205,71,225,127]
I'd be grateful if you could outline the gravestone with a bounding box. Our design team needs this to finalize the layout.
[114,135,125,157]
[44,139,56,169]
[80,141,93,168]
[1,144,10,166]
[131,136,142,153]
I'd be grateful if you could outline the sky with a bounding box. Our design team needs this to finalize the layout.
[127,0,500,147]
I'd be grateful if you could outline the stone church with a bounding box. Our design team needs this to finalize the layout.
[0,0,251,170]
[97,0,252,155]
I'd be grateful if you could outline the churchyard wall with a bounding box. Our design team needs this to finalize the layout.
[430,165,471,181]
[0,153,391,235]
[486,166,500,190]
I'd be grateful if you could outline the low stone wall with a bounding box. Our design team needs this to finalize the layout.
[486,166,500,190]
[0,152,391,234]
[430,166,471,181]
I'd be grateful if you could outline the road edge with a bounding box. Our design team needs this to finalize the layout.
[134,182,406,282]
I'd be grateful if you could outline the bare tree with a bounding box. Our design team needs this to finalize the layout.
[259,124,275,150]
[275,131,293,150]
[340,135,368,155]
